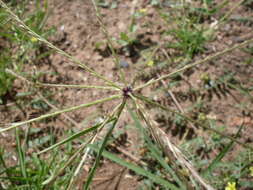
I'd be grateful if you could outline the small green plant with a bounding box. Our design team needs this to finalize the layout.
[0,130,73,189]
[0,0,53,104]
[159,0,230,59]
[0,53,14,102]
[166,20,207,59]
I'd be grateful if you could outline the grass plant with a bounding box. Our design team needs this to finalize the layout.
[0,0,252,189]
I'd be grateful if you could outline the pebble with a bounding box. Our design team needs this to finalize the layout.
[119,60,129,68]
[60,25,65,31]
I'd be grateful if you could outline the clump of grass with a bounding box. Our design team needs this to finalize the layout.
[0,53,14,102]
[0,0,53,104]
[167,22,207,59]
[158,1,210,59]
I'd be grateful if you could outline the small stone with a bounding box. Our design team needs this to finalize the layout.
[60,25,65,31]
[119,60,129,68]
[153,95,158,101]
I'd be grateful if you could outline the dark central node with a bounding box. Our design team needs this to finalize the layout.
[122,86,133,98]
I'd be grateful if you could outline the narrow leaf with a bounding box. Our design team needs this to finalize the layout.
[88,144,180,190]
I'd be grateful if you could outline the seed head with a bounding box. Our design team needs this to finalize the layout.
[122,86,133,98]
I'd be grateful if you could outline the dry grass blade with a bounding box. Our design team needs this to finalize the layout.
[155,126,215,190]
[218,0,245,24]
[66,102,124,190]
[158,75,199,144]
[5,69,118,92]
[0,95,121,133]
[37,92,80,128]
[134,37,253,91]
[90,0,126,84]
[131,95,215,190]
[135,94,253,151]
[0,0,120,89]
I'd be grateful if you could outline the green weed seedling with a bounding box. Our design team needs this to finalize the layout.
[0,54,14,104]
[0,0,54,104]
[114,7,141,59]
[166,21,207,59]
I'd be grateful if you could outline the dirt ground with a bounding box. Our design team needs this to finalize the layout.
[1,0,253,189]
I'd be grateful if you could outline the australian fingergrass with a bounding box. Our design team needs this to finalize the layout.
[0,0,252,189]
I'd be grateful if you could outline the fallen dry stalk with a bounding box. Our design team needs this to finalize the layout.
[132,96,215,190]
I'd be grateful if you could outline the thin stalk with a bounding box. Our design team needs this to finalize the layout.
[42,136,94,186]
[5,69,119,91]
[130,95,193,190]
[37,118,115,155]
[90,0,126,85]
[67,102,124,190]
[203,124,244,176]
[37,93,80,128]
[218,0,245,25]
[36,83,120,91]
[158,74,199,144]
[66,135,97,190]
[130,96,214,190]
[0,95,121,133]
[0,0,120,89]
[134,94,253,151]
[83,100,126,190]
[134,38,253,91]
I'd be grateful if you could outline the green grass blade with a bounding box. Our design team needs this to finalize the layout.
[83,101,125,190]
[15,128,29,186]
[88,144,181,190]
[134,93,253,151]
[0,94,121,133]
[128,108,186,189]
[130,98,199,189]
[38,117,116,155]
[42,139,91,186]
[15,129,27,179]
[203,124,244,176]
